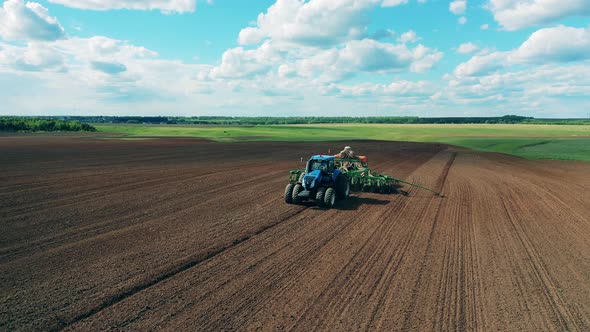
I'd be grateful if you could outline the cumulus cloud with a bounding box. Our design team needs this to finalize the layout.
[210,41,281,79]
[458,16,467,24]
[513,25,590,63]
[453,25,590,77]
[237,0,379,47]
[210,38,443,81]
[487,0,590,30]
[381,0,408,6]
[446,64,590,110]
[0,0,65,41]
[449,0,466,14]
[457,42,478,54]
[227,1,444,82]
[334,80,436,97]
[454,52,508,76]
[397,30,420,43]
[480,23,489,30]
[338,39,434,72]
[0,41,64,71]
[47,0,197,13]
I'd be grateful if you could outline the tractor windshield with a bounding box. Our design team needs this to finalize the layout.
[308,159,334,173]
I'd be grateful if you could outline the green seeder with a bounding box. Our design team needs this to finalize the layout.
[288,156,442,197]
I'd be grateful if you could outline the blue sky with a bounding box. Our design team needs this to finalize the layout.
[0,0,589,117]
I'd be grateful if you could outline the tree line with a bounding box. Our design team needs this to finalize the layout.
[2,115,588,127]
[0,118,96,132]
[49,115,543,125]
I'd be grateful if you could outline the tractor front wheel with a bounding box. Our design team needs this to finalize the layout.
[324,187,336,208]
[284,183,295,204]
[316,187,326,207]
[292,184,304,204]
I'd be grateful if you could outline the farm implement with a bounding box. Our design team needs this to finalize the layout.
[285,153,441,209]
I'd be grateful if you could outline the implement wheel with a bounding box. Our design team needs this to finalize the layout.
[284,183,295,204]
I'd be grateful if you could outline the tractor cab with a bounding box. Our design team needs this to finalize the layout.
[306,155,335,174]
[302,155,339,191]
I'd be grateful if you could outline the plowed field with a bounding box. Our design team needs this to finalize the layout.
[1,136,589,331]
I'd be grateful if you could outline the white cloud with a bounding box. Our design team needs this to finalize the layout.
[397,30,420,43]
[0,41,64,71]
[55,36,158,65]
[381,0,428,5]
[238,0,417,47]
[458,16,467,24]
[381,0,408,6]
[237,27,266,45]
[210,41,281,79]
[457,42,478,54]
[0,0,65,41]
[454,51,509,76]
[445,64,590,111]
[487,0,590,30]
[333,80,436,97]
[513,25,590,63]
[227,1,443,82]
[453,25,590,77]
[337,39,439,73]
[449,0,466,14]
[210,38,443,82]
[47,0,197,13]
[480,23,489,30]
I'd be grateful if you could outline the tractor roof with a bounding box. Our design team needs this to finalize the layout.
[310,155,335,161]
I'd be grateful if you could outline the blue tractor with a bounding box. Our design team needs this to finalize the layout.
[284,155,350,208]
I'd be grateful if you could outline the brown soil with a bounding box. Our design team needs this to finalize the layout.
[1,136,589,331]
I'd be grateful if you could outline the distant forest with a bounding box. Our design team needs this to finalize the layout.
[37,115,590,125]
[0,118,96,132]
[1,115,589,128]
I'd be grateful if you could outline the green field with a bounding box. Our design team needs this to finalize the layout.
[96,124,590,161]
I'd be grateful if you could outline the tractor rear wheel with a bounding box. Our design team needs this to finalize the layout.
[284,183,295,203]
[337,176,350,199]
[292,184,304,204]
[316,187,326,207]
[324,187,336,208]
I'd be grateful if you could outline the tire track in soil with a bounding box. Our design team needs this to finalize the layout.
[291,150,452,331]
[398,151,457,331]
[57,207,310,330]
[0,162,270,219]
[0,167,287,259]
[499,191,581,331]
[368,152,457,330]
[364,151,460,331]
[294,188,419,330]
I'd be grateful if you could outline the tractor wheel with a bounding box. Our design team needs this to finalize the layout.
[316,187,327,207]
[324,187,336,208]
[284,183,295,204]
[292,184,304,204]
[337,176,350,199]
